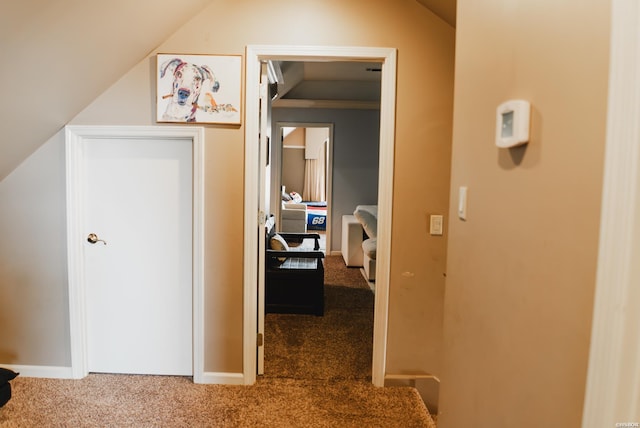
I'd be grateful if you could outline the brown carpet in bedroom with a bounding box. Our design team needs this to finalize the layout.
[0,256,436,427]
[264,255,374,381]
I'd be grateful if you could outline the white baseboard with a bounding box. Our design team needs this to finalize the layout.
[0,365,247,386]
[199,371,245,385]
[2,364,74,379]
[330,250,342,257]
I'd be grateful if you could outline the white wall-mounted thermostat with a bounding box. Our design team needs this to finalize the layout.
[495,100,531,148]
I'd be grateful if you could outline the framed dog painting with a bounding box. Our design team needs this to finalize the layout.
[157,53,242,125]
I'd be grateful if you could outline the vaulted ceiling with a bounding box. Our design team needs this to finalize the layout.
[271,61,383,110]
[416,0,456,27]
[0,0,213,180]
[271,0,456,108]
[0,0,455,181]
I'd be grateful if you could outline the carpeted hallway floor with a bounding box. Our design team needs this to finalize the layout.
[0,256,436,427]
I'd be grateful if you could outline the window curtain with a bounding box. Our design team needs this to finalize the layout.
[302,144,326,202]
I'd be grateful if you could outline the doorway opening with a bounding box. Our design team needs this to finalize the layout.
[243,45,397,386]
[275,123,333,254]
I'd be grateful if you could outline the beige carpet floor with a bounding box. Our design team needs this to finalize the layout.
[0,256,436,427]
[1,375,434,427]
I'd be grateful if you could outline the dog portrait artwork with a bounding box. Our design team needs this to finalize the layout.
[157,54,241,124]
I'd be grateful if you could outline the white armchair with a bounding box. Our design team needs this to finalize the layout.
[281,202,308,233]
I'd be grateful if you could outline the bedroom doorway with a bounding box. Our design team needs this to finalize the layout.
[244,45,397,387]
[275,123,333,254]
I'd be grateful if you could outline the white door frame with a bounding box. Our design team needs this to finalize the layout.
[243,45,397,386]
[275,122,334,253]
[582,0,640,424]
[65,125,205,382]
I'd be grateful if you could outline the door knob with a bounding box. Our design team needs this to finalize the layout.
[87,233,107,245]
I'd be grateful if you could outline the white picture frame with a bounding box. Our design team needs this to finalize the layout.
[157,54,242,125]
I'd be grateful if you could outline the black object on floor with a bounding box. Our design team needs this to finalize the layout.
[0,368,19,408]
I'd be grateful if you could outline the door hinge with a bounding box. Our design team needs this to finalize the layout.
[257,333,264,347]
[260,81,268,98]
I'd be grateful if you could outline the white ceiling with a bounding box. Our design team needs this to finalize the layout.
[272,61,383,109]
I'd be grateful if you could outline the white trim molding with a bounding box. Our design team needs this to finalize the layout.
[582,0,640,426]
[2,365,74,379]
[201,372,245,385]
[272,99,380,110]
[65,125,205,383]
[243,45,397,387]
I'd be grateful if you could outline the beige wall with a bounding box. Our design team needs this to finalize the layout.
[439,0,610,426]
[282,148,305,197]
[282,128,306,195]
[72,0,455,376]
[0,133,69,366]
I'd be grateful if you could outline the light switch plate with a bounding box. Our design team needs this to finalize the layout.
[458,186,468,220]
[430,215,443,235]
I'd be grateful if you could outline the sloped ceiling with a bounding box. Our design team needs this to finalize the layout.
[416,0,456,27]
[0,0,453,181]
[0,0,213,180]
[272,61,383,109]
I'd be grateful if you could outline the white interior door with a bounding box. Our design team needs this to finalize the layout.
[257,63,270,375]
[83,137,193,376]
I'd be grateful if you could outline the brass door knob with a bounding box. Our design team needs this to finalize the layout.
[87,233,107,245]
